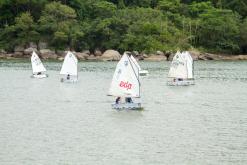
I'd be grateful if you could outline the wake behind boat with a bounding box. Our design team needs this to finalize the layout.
[167,51,195,86]
[108,52,143,110]
[60,51,78,83]
[30,51,48,78]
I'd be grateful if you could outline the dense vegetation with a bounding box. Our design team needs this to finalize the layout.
[0,0,246,54]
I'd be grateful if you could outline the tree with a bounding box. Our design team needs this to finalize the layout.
[0,12,39,50]
[39,1,82,50]
[240,18,247,53]
[198,9,241,53]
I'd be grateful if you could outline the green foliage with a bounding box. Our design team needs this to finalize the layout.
[0,0,247,54]
[198,9,241,53]
[39,1,82,50]
[0,12,39,50]
[240,18,247,52]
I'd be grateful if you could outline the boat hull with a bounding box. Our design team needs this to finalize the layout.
[111,103,143,110]
[31,74,48,79]
[167,79,195,86]
[60,78,78,83]
[139,70,149,76]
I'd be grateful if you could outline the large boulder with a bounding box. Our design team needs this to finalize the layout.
[233,55,247,60]
[168,53,175,61]
[144,54,167,61]
[87,55,99,60]
[38,42,48,50]
[39,49,57,59]
[14,45,24,52]
[29,42,37,49]
[75,52,88,60]
[82,50,90,55]
[24,47,37,55]
[56,50,67,57]
[189,50,200,60]
[132,51,140,57]
[156,51,165,56]
[94,50,102,56]
[13,52,24,58]
[0,49,6,54]
[100,50,121,61]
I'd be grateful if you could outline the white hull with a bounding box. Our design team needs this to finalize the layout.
[31,74,48,79]
[111,102,142,110]
[167,79,195,86]
[60,78,78,83]
[139,70,149,76]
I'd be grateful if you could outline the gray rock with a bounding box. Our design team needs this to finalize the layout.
[14,45,24,52]
[188,51,200,60]
[6,54,14,57]
[144,54,167,61]
[100,50,121,61]
[56,50,66,57]
[142,53,148,58]
[24,47,37,55]
[29,42,37,49]
[82,50,90,55]
[168,53,175,61]
[132,51,139,57]
[0,49,6,54]
[94,50,102,56]
[87,55,98,60]
[13,52,23,58]
[156,51,165,56]
[38,42,48,50]
[0,54,6,58]
[40,49,55,55]
[58,57,64,61]
[75,52,88,60]
[39,49,57,59]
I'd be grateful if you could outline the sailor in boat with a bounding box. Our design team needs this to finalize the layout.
[67,74,70,80]
[115,97,121,104]
[173,78,183,82]
[125,97,133,103]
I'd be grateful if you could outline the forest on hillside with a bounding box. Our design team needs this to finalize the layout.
[0,0,246,54]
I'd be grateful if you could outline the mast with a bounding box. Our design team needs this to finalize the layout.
[127,54,140,97]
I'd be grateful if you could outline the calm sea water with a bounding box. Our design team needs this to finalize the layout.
[0,60,247,165]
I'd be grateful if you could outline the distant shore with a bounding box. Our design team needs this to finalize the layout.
[1,48,247,62]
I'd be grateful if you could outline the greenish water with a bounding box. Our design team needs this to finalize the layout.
[0,60,247,165]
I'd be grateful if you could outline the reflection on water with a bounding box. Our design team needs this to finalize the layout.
[0,60,247,165]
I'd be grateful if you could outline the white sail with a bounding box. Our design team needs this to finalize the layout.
[60,51,78,76]
[108,53,140,98]
[184,51,193,79]
[168,51,188,79]
[31,51,46,74]
[130,55,141,71]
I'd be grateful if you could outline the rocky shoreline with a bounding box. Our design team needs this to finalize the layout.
[0,45,247,61]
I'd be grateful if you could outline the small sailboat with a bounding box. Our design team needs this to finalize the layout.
[108,52,142,110]
[60,51,78,83]
[30,51,48,78]
[167,51,195,86]
[130,55,149,76]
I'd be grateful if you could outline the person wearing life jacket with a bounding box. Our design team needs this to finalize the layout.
[116,97,121,104]
[67,74,70,80]
[125,97,133,103]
